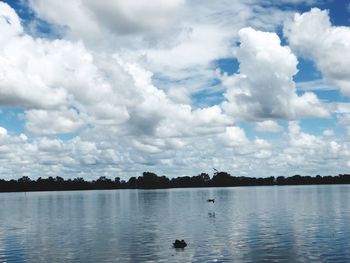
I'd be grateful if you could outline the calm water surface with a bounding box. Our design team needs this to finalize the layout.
[1,185,350,262]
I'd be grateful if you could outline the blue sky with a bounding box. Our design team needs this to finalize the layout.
[0,0,350,179]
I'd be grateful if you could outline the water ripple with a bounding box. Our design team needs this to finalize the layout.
[0,186,350,262]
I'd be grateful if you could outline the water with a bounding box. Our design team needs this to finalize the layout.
[1,185,350,262]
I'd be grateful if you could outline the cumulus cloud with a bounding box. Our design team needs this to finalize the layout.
[86,0,185,34]
[254,150,272,159]
[29,0,184,38]
[0,2,22,38]
[288,121,324,149]
[322,129,334,137]
[221,27,328,120]
[0,117,348,180]
[336,113,350,136]
[167,87,191,104]
[0,6,67,108]
[26,0,300,98]
[0,2,234,139]
[25,109,86,135]
[144,25,232,70]
[255,120,283,133]
[0,4,127,117]
[284,8,350,95]
[219,126,250,147]
[254,138,271,148]
[0,126,7,137]
[219,127,276,160]
[268,120,350,175]
[0,1,349,180]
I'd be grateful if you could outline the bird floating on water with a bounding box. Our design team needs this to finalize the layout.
[207,199,215,203]
[173,239,187,248]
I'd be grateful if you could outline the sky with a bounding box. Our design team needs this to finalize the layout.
[0,0,350,180]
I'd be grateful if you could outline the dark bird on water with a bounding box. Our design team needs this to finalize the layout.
[173,239,187,248]
[207,199,215,203]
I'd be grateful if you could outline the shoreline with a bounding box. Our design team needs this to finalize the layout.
[1,181,350,193]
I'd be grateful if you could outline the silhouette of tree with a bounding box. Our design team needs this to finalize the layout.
[18,176,31,183]
[127,177,137,188]
[137,172,170,189]
[1,172,350,192]
[212,171,234,187]
[276,176,285,185]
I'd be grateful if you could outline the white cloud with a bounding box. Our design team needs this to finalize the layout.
[219,126,249,147]
[337,113,350,126]
[221,27,328,121]
[254,138,271,148]
[0,2,22,41]
[322,129,334,137]
[112,61,232,139]
[27,0,299,99]
[37,137,62,152]
[330,141,341,154]
[19,134,28,141]
[0,126,7,137]
[288,121,324,149]
[144,25,232,70]
[0,3,233,138]
[25,109,86,135]
[167,87,191,104]
[255,120,283,133]
[296,79,337,92]
[29,0,184,37]
[0,116,348,180]
[132,140,163,154]
[0,1,348,180]
[284,8,350,95]
[336,113,350,137]
[255,150,272,159]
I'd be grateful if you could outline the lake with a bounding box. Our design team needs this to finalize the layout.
[1,185,350,262]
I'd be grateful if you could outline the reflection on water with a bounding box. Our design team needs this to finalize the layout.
[1,185,350,262]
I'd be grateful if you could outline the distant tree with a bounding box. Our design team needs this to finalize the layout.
[199,173,210,182]
[212,171,233,187]
[96,176,108,182]
[18,176,31,183]
[137,172,170,189]
[95,176,113,189]
[47,176,55,182]
[128,177,137,188]
[2,170,350,193]
[55,176,64,182]
[276,176,285,185]
[73,177,85,182]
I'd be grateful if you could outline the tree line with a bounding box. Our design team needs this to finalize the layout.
[1,171,350,192]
